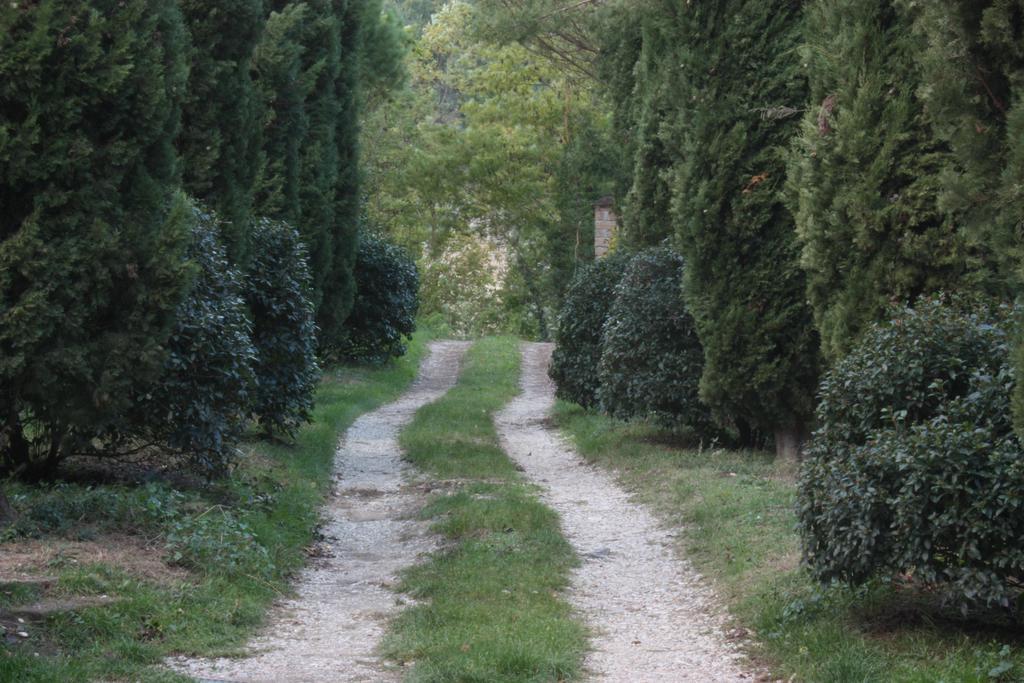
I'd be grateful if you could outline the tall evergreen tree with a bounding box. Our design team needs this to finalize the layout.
[178,0,266,264]
[620,18,674,248]
[788,0,986,361]
[900,0,1024,427]
[0,1,191,477]
[254,2,310,222]
[319,0,364,347]
[255,0,368,349]
[665,0,819,454]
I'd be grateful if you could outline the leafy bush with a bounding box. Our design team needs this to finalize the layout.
[127,207,255,476]
[597,249,714,433]
[798,298,1024,608]
[549,253,630,408]
[335,232,419,363]
[246,218,320,438]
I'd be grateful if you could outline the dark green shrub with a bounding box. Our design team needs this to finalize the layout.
[128,207,256,476]
[798,298,1024,608]
[549,253,630,408]
[246,218,320,438]
[336,232,419,363]
[0,1,192,479]
[597,249,714,433]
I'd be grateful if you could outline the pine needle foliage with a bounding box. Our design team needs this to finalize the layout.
[899,0,1024,432]
[664,0,820,440]
[0,0,192,477]
[178,0,265,265]
[788,0,987,361]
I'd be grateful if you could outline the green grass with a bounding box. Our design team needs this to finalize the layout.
[383,337,586,683]
[553,402,1024,683]
[0,330,435,682]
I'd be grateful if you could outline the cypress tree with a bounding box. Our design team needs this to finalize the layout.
[253,2,310,222]
[178,0,265,264]
[788,1,987,361]
[666,0,819,454]
[319,0,364,348]
[899,0,1024,427]
[255,0,365,349]
[0,1,191,477]
[620,21,674,248]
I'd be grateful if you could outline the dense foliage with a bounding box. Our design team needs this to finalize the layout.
[337,231,419,363]
[178,0,265,264]
[899,0,1024,433]
[598,249,713,433]
[127,208,256,476]
[0,1,192,478]
[599,0,820,451]
[798,299,1024,607]
[0,0,412,483]
[788,0,986,361]
[359,0,619,335]
[246,219,321,438]
[549,253,629,408]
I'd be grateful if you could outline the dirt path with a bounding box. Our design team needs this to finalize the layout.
[496,342,749,682]
[169,341,470,683]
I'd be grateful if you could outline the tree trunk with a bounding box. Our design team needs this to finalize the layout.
[0,484,16,526]
[774,424,806,462]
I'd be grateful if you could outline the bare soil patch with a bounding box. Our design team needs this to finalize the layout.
[0,536,190,585]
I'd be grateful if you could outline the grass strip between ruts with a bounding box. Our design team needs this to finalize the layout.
[384,336,586,683]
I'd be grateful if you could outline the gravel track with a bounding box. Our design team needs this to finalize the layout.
[495,342,749,682]
[168,341,470,683]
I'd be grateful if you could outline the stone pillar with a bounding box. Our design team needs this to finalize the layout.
[594,196,617,258]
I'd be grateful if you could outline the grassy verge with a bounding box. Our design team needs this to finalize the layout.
[0,330,434,682]
[383,337,586,682]
[553,403,1024,683]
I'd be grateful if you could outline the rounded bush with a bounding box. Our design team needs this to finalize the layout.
[335,232,419,363]
[798,298,1024,608]
[549,253,630,408]
[130,206,256,476]
[597,249,714,433]
[246,218,320,438]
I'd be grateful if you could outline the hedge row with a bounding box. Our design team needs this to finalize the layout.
[595,0,1024,610]
[0,0,413,480]
[551,248,715,439]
